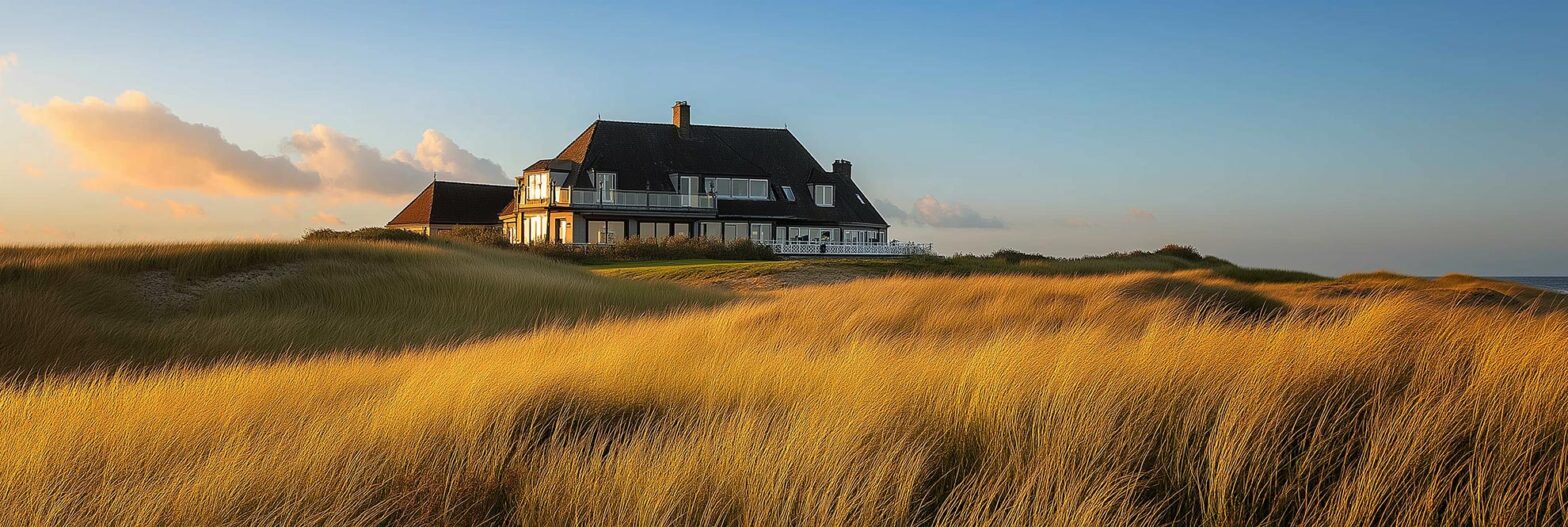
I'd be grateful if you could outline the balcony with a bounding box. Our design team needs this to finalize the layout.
[530,187,716,210]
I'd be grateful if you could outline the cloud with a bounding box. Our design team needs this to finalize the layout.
[311,211,345,226]
[391,129,508,184]
[872,199,908,223]
[0,52,15,92]
[120,197,150,210]
[165,199,205,219]
[269,201,301,219]
[1128,208,1155,221]
[287,124,431,199]
[910,195,1004,229]
[16,91,320,196]
[20,162,44,179]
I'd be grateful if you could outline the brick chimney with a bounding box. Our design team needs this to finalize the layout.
[673,101,691,139]
[832,159,852,179]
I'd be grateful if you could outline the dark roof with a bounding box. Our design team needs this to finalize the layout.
[552,120,887,226]
[387,181,515,226]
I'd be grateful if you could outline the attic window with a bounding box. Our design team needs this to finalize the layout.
[781,186,796,202]
[813,185,834,207]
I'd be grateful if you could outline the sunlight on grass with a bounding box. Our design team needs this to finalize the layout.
[2,271,1565,525]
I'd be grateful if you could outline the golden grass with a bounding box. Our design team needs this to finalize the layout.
[2,271,1567,525]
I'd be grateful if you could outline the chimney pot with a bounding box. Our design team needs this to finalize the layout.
[673,101,691,139]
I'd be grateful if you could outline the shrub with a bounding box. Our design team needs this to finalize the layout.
[991,249,1050,264]
[1154,244,1204,261]
[303,228,428,243]
[519,236,777,264]
[436,226,509,247]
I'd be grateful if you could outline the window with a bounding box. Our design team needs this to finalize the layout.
[637,222,677,240]
[780,186,796,202]
[588,220,624,244]
[525,173,550,200]
[555,218,569,243]
[855,193,866,204]
[703,177,772,200]
[813,185,834,207]
[749,223,771,241]
[723,222,748,241]
[528,215,547,243]
[595,172,616,203]
[673,223,691,237]
[700,221,723,240]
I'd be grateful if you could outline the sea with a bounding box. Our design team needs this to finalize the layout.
[1492,277,1568,294]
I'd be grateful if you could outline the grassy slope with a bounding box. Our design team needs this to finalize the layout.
[3,271,1567,525]
[593,254,1327,291]
[0,241,726,377]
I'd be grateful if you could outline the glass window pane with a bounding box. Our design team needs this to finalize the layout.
[782,186,795,201]
[674,223,690,237]
[750,180,767,199]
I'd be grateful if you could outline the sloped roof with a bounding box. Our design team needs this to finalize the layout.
[553,120,887,226]
[387,181,515,226]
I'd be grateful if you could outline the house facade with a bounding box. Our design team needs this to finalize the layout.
[390,102,927,255]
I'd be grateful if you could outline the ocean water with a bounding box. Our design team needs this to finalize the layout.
[1493,277,1568,294]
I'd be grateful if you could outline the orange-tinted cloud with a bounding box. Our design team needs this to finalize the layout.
[911,195,1003,229]
[287,124,429,199]
[17,91,320,196]
[1128,208,1155,221]
[120,196,150,210]
[20,163,44,179]
[165,199,205,219]
[269,201,301,219]
[311,211,344,226]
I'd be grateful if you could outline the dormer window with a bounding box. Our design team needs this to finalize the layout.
[813,184,835,207]
[703,177,771,200]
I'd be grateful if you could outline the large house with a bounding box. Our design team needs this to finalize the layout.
[389,102,927,255]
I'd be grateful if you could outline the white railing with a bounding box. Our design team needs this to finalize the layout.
[760,241,934,256]
[548,187,715,209]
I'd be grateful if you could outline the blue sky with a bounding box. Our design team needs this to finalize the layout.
[2,0,1565,275]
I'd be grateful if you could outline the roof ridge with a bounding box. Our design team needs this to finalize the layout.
[433,180,514,188]
[593,119,789,132]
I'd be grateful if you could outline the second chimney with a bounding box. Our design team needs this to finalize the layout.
[673,101,691,139]
[832,159,852,179]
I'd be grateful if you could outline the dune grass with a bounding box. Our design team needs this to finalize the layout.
[0,241,725,378]
[2,270,1565,525]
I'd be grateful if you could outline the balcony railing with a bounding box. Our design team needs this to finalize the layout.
[531,187,715,210]
[759,241,934,256]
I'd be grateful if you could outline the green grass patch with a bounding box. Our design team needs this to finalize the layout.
[0,241,727,378]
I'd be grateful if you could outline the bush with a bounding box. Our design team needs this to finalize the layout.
[519,236,777,264]
[436,226,509,247]
[303,228,428,243]
[991,249,1050,264]
[1154,244,1204,261]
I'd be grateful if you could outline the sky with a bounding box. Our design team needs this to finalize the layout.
[1,0,1565,276]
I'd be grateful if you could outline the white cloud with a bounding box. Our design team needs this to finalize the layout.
[17,91,321,196]
[910,195,1004,229]
[288,124,432,199]
[391,129,508,184]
